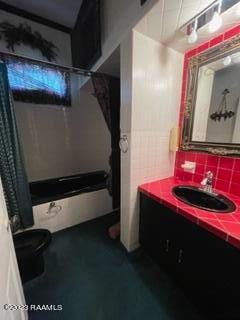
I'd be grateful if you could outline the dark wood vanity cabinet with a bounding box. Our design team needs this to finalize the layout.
[139,194,185,274]
[139,193,240,319]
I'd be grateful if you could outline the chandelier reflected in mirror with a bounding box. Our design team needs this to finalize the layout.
[210,88,235,122]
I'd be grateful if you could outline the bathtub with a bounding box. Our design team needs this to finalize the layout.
[29,171,112,233]
[30,171,108,205]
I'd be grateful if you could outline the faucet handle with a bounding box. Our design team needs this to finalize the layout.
[201,171,213,187]
[206,171,213,179]
[201,177,208,186]
[200,171,215,194]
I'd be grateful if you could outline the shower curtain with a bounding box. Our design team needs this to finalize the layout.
[0,62,33,232]
[92,75,120,209]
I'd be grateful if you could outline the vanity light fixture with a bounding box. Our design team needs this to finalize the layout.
[181,0,239,44]
[209,0,223,33]
[223,55,232,66]
[187,19,198,44]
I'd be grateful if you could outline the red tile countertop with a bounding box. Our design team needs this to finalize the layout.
[139,177,240,250]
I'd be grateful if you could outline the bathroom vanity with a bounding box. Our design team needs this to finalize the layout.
[139,178,240,319]
[138,30,240,319]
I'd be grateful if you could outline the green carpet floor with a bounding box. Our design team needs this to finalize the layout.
[24,213,205,320]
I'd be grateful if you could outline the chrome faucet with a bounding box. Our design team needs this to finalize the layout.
[200,171,214,194]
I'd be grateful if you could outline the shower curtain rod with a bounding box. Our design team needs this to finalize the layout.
[0,50,101,77]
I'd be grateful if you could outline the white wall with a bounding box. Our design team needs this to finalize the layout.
[15,79,111,181]
[192,66,214,141]
[93,0,157,72]
[120,30,183,251]
[0,10,111,181]
[0,10,71,64]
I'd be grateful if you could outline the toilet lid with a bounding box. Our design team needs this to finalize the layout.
[13,229,52,259]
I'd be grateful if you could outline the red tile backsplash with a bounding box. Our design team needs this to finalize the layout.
[175,152,240,195]
[219,157,234,170]
[215,179,230,192]
[234,159,240,172]
[230,184,240,197]
[206,155,219,167]
[175,24,240,197]
[217,168,232,181]
[232,172,240,184]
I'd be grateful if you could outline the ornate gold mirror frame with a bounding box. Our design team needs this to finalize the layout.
[181,35,240,156]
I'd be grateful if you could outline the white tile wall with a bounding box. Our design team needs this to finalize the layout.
[30,189,112,233]
[120,30,183,251]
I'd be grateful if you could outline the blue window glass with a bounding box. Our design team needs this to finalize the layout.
[3,56,71,106]
[7,62,67,97]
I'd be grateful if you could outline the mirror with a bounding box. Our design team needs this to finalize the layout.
[182,36,240,156]
[193,51,240,144]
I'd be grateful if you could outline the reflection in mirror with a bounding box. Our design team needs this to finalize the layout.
[192,51,240,144]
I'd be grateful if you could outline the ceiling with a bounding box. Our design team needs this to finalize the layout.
[0,0,83,28]
[135,0,215,44]
[170,1,240,52]
[97,46,120,78]
[2,0,239,75]
[135,0,240,52]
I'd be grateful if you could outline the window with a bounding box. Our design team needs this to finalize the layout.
[3,55,71,106]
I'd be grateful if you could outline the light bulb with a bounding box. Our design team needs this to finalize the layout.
[187,29,198,44]
[223,56,232,66]
[209,11,223,33]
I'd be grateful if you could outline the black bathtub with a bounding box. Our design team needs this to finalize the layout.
[30,171,107,206]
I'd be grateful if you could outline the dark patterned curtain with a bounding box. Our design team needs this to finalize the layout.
[0,62,33,232]
[92,75,120,209]
[92,75,111,131]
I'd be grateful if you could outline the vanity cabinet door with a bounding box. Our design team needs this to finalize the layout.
[140,194,186,274]
[178,221,240,318]
[140,194,170,267]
